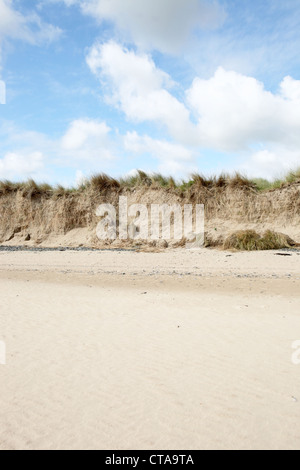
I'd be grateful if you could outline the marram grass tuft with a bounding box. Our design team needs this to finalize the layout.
[223,230,295,251]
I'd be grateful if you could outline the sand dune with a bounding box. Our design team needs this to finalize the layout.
[0,249,300,450]
[1,180,300,250]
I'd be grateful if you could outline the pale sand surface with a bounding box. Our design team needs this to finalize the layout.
[0,248,300,450]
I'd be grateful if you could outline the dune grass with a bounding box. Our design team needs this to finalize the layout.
[223,230,296,251]
[0,167,299,197]
[90,174,121,191]
[251,168,300,191]
[285,168,300,184]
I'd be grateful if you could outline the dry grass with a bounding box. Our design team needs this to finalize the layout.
[0,180,20,194]
[1,167,300,199]
[0,169,300,204]
[191,174,215,189]
[90,174,120,191]
[119,170,152,188]
[189,173,235,189]
[0,179,54,197]
[223,230,296,251]
[228,173,256,190]
[181,172,256,192]
[20,180,53,198]
[285,168,300,184]
[150,173,176,188]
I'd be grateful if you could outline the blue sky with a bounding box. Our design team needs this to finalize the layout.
[0,0,300,185]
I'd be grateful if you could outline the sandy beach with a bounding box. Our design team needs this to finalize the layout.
[0,248,300,450]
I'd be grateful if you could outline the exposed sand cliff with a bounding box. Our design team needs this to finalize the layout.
[0,181,299,249]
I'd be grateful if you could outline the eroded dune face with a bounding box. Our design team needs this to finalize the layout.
[0,181,299,249]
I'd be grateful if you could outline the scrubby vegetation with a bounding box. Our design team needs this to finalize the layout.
[1,167,299,198]
[223,230,296,251]
[251,168,300,191]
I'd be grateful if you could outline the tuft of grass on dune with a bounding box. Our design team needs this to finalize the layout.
[285,168,300,184]
[0,179,54,197]
[0,180,20,194]
[251,178,274,191]
[90,174,121,191]
[119,170,152,188]
[223,230,262,251]
[182,172,256,192]
[223,230,296,251]
[251,167,300,191]
[20,179,53,198]
[229,173,256,190]
[190,173,215,189]
[52,184,71,198]
[251,178,284,191]
[150,173,176,188]
[261,230,296,249]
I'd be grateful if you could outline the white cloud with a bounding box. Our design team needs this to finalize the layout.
[61,118,111,151]
[280,75,300,101]
[238,147,300,180]
[0,151,45,180]
[0,0,61,44]
[74,169,86,187]
[124,131,192,161]
[86,42,194,143]
[60,0,225,53]
[0,118,116,182]
[60,118,116,166]
[186,67,300,152]
[124,131,196,176]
